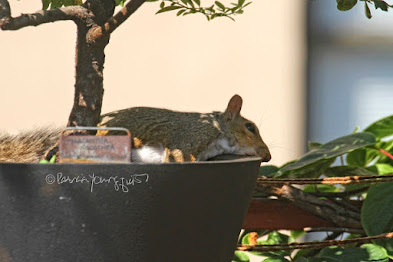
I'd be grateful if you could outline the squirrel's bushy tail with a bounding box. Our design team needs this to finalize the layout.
[0,128,61,163]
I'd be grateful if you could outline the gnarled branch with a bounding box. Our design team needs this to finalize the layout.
[256,183,362,229]
[86,0,147,44]
[0,1,89,31]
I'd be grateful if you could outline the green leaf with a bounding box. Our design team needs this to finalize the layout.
[63,0,73,6]
[315,244,388,261]
[276,133,376,177]
[362,182,393,256]
[160,1,165,8]
[324,166,376,177]
[39,155,56,164]
[364,115,393,139]
[241,232,255,245]
[42,0,50,10]
[259,165,279,177]
[360,244,389,261]
[374,163,393,175]
[193,0,200,6]
[49,155,56,163]
[277,158,335,178]
[238,0,245,6]
[243,2,252,8]
[156,6,183,14]
[337,0,358,11]
[215,1,225,10]
[303,184,339,193]
[295,250,312,261]
[186,0,195,8]
[374,0,389,11]
[177,9,186,16]
[346,148,368,167]
[308,141,322,152]
[290,230,306,240]
[294,258,308,262]
[232,251,250,262]
[365,2,372,19]
[263,257,290,262]
[51,0,63,9]
[257,231,294,258]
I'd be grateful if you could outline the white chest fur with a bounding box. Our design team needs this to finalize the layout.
[132,145,165,163]
[196,137,238,161]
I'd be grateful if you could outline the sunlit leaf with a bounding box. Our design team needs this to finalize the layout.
[276,133,376,177]
[374,0,389,11]
[364,115,393,139]
[156,6,183,14]
[337,0,358,11]
[232,251,250,262]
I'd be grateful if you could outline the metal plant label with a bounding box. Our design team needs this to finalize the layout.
[59,127,131,163]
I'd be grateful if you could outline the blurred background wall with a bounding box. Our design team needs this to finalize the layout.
[0,0,306,166]
[308,0,393,144]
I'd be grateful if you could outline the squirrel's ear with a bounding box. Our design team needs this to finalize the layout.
[224,94,243,121]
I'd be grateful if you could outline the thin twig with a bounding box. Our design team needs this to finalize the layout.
[303,231,343,257]
[257,174,393,185]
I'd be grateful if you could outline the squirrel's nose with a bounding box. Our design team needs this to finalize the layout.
[260,149,271,162]
[262,153,271,162]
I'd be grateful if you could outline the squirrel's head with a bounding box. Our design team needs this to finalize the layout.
[222,95,271,162]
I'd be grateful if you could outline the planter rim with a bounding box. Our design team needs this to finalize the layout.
[0,156,262,166]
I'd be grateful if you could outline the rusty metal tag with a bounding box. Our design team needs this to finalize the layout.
[59,127,131,163]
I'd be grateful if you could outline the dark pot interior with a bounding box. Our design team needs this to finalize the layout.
[0,157,261,262]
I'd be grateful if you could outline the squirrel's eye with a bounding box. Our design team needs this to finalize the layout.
[245,123,256,134]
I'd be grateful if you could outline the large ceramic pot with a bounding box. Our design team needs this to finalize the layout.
[0,157,261,262]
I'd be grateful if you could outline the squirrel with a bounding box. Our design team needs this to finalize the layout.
[0,95,271,163]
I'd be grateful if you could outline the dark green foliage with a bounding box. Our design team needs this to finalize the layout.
[242,115,393,261]
[155,0,252,21]
[335,0,393,19]
[309,244,388,261]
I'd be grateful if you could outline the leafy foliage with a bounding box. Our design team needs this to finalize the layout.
[41,0,252,21]
[309,244,389,262]
[362,182,393,257]
[42,0,82,9]
[241,115,393,261]
[335,0,393,19]
[153,0,252,21]
[234,231,294,262]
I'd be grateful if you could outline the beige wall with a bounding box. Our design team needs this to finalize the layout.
[1,0,306,166]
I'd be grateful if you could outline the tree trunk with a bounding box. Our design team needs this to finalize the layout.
[67,0,115,128]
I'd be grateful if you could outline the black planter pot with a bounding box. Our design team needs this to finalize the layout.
[0,157,261,262]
